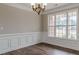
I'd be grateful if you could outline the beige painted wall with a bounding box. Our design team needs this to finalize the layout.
[41,14,48,32]
[0,4,41,34]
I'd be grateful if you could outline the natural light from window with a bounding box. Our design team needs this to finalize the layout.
[48,9,77,40]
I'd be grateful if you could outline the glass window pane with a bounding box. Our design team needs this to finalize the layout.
[48,16,55,26]
[56,26,63,38]
[56,14,67,26]
[62,26,66,38]
[68,26,76,39]
[68,11,77,25]
[56,26,66,38]
[48,27,54,37]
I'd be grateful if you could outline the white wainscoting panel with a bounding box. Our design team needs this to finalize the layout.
[10,37,19,50]
[0,38,10,54]
[0,32,41,54]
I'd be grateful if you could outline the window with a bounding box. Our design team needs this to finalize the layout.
[48,16,55,37]
[68,11,77,39]
[56,13,67,38]
[48,9,77,39]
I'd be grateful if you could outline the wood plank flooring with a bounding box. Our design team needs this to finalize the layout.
[2,43,79,55]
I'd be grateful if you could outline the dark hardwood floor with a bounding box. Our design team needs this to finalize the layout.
[2,43,79,55]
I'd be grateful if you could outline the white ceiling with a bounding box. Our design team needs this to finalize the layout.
[3,3,69,11]
[20,3,69,10]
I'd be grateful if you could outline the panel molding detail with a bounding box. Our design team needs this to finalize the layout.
[0,32,41,54]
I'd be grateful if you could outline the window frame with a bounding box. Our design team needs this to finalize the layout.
[48,8,78,40]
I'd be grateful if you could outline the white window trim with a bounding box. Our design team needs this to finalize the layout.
[48,8,78,40]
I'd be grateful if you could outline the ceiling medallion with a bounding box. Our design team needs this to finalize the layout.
[31,3,47,15]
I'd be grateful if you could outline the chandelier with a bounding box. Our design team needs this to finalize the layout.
[31,3,47,15]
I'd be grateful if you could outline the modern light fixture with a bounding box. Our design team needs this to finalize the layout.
[31,3,47,15]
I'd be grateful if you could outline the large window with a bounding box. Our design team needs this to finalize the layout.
[48,9,77,39]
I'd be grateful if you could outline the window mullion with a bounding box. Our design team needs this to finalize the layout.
[54,15,56,37]
[66,11,68,39]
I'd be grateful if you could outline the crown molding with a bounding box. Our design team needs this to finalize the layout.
[2,3,33,12]
[43,3,79,15]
